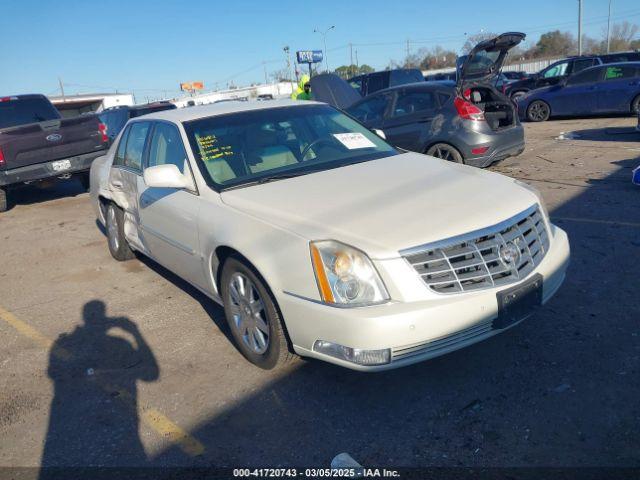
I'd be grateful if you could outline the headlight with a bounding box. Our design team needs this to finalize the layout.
[310,240,390,306]
[515,179,550,221]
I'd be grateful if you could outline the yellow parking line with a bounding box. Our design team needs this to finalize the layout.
[552,216,640,228]
[0,304,204,457]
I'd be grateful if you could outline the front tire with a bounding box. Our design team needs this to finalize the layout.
[220,257,294,369]
[105,203,135,261]
[0,187,8,213]
[426,143,464,163]
[78,172,91,191]
[527,100,551,122]
[631,94,640,115]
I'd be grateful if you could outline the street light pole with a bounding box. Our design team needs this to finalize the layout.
[606,0,612,53]
[314,26,335,72]
[578,0,583,55]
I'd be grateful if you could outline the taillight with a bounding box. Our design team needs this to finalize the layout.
[471,146,489,155]
[98,123,108,143]
[0,96,18,103]
[454,97,485,121]
[0,147,5,168]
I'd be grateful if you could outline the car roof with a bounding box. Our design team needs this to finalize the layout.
[131,99,324,123]
[371,81,452,95]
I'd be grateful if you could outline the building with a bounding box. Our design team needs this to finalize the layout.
[49,93,135,118]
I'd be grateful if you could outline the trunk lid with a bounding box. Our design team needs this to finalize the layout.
[456,32,526,88]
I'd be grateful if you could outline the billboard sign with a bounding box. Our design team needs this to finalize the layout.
[180,81,205,92]
[296,50,323,64]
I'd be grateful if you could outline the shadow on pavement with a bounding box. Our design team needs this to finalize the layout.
[40,300,159,477]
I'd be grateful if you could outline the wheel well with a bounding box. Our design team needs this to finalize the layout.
[631,94,640,112]
[214,245,295,352]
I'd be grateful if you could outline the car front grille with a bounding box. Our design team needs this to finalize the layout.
[401,205,550,294]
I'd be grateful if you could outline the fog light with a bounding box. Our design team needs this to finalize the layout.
[313,340,391,366]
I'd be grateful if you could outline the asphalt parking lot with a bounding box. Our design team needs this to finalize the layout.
[0,116,638,469]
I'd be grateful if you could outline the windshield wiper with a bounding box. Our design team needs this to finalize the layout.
[222,168,326,191]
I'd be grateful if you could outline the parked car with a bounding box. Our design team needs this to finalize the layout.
[505,56,602,100]
[312,32,526,167]
[424,72,457,82]
[502,71,528,80]
[90,99,570,371]
[506,52,640,101]
[348,69,424,97]
[98,102,176,144]
[0,94,109,212]
[517,62,640,122]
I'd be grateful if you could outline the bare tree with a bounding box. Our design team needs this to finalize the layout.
[607,21,640,52]
[462,32,497,54]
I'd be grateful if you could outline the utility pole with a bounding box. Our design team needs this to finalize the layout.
[58,77,66,102]
[578,0,583,56]
[606,0,612,53]
[349,43,354,78]
[406,39,411,66]
[263,62,268,85]
[355,49,359,70]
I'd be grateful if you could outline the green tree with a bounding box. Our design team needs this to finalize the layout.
[535,30,576,57]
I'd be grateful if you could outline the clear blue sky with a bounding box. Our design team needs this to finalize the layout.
[2,0,639,101]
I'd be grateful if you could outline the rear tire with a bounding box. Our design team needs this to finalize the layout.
[105,203,135,261]
[426,143,464,163]
[526,100,551,122]
[220,257,294,370]
[631,95,640,115]
[0,187,7,213]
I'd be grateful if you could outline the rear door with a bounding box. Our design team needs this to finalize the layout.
[137,121,204,287]
[108,121,151,251]
[552,67,604,115]
[598,65,640,113]
[382,88,439,151]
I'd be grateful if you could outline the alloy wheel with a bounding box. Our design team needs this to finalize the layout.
[528,101,549,122]
[228,272,269,354]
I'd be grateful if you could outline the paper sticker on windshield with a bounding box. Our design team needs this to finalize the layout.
[332,132,376,150]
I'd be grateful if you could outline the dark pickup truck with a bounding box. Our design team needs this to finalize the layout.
[0,94,108,211]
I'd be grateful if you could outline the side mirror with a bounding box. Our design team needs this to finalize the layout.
[372,129,386,140]
[143,164,190,189]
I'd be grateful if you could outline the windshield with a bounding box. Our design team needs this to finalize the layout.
[182,104,397,190]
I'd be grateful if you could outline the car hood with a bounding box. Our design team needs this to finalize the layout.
[310,73,362,109]
[457,32,526,88]
[220,152,538,259]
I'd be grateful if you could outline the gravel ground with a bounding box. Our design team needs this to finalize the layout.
[0,116,638,470]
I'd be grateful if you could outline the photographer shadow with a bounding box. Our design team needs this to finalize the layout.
[40,300,159,476]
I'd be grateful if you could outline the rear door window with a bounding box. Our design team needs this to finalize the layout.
[113,125,131,166]
[123,122,150,172]
[366,74,385,94]
[604,65,637,80]
[567,67,603,85]
[0,96,61,129]
[571,58,598,74]
[392,91,436,117]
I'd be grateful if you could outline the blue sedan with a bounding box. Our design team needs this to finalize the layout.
[518,62,640,122]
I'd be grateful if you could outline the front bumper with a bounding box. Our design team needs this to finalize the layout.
[0,150,106,187]
[279,224,570,371]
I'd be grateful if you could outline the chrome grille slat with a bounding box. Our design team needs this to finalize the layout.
[403,206,550,294]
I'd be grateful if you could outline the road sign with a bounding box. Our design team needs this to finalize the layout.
[296,50,323,64]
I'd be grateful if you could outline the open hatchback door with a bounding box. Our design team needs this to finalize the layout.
[457,32,526,87]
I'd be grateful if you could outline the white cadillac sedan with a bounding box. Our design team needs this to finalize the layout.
[90,100,570,371]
